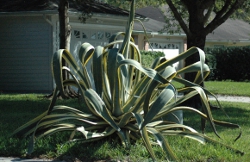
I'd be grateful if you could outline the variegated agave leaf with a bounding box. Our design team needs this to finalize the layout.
[12,0,242,160]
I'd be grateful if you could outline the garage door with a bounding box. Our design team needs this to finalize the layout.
[70,28,120,62]
[0,16,53,93]
[149,42,180,69]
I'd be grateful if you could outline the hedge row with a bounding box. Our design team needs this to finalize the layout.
[140,51,164,68]
[140,47,250,81]
[205,46,250,81]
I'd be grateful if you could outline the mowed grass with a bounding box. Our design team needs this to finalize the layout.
[172,81,250,97]
[0,92,250,161]
[205,81,250,97]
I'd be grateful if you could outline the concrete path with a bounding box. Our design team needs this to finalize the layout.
[0,157,60,162]
[208,95,250,103]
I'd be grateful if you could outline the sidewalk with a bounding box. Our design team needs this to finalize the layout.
[177,94,250,103]
[208,95,250,103]
[0,157,61,162]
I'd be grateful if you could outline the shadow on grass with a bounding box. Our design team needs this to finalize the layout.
[1,94,249,161]
[0,95,82,158]
[0,96,49,157]
[0,99,49,132]
[183,101,250,133]
[54,135,125,162]
[0,95,81,133]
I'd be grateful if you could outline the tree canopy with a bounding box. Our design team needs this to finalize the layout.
[165,0,247,48]
[103,0,163,10]
[106,0,249,47]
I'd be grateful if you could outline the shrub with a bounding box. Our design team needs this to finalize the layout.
[140,51,165,67]
[205,46,250,81]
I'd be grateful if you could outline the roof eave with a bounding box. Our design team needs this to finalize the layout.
[0,10,58,16]
[133,30,186,37]
[206,39,250,43]
[68,11,128,20]
[0,10,130,21]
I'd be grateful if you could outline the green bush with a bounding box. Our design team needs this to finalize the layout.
[205,46,250,81]
[140,51,165,67]
[204,53,217,80]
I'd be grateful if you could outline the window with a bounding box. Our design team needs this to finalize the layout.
[74,30,80,38]
[97,32,104,39]
[91,32,96,39]
[105,32,111,39]
[82,32,88,39]
[150,42,180,49]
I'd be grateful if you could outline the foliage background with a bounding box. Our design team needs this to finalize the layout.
[140,51,165,67]
[205,46,250,81]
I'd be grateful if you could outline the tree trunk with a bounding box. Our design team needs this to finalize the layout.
[185,33,206,83]
[184,5,206,98]
[185,33,207,132]
[58,0,75,98]
[184,33,206,102]
[59,0,71,50]
[184,6,208,130]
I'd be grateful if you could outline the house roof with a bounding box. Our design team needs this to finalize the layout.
[206,19,250,42]
[0,0,134,17]
[135,6,250,42]
[2,1,249,42]
[136,6,166,22]
[133,17,184,37]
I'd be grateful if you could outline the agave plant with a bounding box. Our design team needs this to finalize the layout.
[12,0,242,161]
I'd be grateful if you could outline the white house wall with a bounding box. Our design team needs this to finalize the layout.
[147,36,185,70]
[69,15,126,65]
[0,12,128,93]
[0,15,53,93]
[70,26,124,54]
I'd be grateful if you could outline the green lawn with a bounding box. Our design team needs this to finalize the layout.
[0,82,250,161]
[172,81,250,97]
[205,81,250,97]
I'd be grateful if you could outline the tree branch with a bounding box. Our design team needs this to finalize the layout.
[200,0,215,10]
[214,0,231,19]
[204,0,245,34]
[203,5,214,25]
[165,0,191,36]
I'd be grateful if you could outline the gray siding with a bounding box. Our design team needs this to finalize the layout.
[0,16,53,93]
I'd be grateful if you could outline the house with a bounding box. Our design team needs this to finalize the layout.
[1,1,250,93]
[132,6,250,70]
[0,0,138,93]
[134,6,250,52]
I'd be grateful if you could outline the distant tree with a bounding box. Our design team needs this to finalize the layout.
[105,0,163,10]
[58,0,71,50]
[163,0,249,101]
[231,2,250,23]
[106,0,248,109]
[164,0,247,109]
[57,0,73,97]
[57,0,94,97]
[106,0,248,81]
